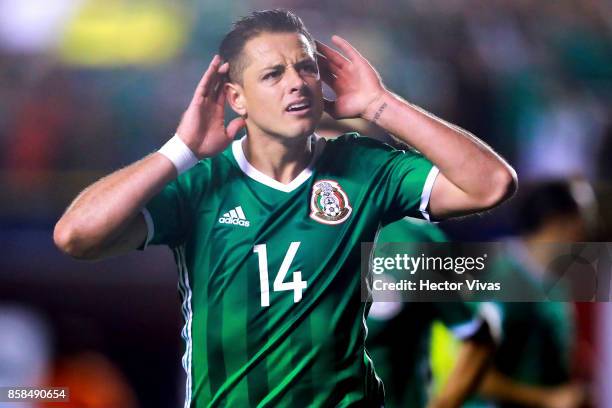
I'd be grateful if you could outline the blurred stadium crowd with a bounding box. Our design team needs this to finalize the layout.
[0,0,611,407]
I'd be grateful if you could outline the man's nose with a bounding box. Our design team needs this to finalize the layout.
[286,66,307,92]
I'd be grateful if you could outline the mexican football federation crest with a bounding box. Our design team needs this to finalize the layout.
[310,180,352,225]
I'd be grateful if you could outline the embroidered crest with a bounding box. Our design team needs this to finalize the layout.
[310,180,352,225]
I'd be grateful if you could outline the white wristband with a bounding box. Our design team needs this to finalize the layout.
[158,134,198,175]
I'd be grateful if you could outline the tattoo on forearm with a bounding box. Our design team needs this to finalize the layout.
[373,102,388,124]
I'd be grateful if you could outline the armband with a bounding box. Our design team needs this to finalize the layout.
[158,134,198,175]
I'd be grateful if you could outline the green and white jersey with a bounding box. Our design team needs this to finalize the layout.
[142,133,438,407]
[462,240,574,408]
[367,219,484,408]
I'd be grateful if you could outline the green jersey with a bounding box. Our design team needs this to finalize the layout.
[142,133,437,407]
[367,219,483,408]
[464,240,575,408]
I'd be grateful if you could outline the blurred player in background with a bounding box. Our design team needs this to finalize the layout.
[433,180,593,408]
[367,218,495,408]
[54,9,516,407]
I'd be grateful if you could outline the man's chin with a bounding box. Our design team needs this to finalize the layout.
[281,121,319,140]
[247,118,319,142]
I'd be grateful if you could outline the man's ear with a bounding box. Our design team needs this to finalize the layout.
[225,82,247,117]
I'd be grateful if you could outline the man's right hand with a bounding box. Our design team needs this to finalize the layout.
[543,383,587,408]
[54,55,247,260]
[176,55,246,159]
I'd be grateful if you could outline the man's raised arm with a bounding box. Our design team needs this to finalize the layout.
[54,56,245,260]
[316,36,517,219]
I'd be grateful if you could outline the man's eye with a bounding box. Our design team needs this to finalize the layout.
[301,64,318,74]
[263,71,280,80]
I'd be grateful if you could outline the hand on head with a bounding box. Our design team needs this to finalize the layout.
[176,55,245,159]
[316,35,387,121]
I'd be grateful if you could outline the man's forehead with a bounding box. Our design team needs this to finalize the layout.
[243,32,315,69]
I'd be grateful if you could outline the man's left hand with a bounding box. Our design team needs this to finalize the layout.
[316,36,387,121]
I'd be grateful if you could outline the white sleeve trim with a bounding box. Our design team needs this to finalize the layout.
[449,303,503,344]
[141,208,154,249]
[449,318,484,340]
[419,165,440,221]
[478,302,503,345]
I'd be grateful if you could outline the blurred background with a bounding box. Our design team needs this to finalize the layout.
[0,0,610,406]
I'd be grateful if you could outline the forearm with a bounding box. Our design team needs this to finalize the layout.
[428,340,492,408]
[479,369,550,407]
[54,55,242,260]
[54,153,176,259]
[364,91,516,203]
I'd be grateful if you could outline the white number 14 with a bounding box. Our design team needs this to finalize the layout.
[253,242,307,307]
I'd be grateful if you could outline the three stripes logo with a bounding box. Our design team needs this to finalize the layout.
[218,206,250,227]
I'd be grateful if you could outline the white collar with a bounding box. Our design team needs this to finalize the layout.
[231,134,324,193]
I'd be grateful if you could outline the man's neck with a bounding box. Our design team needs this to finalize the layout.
[242,129,314,185]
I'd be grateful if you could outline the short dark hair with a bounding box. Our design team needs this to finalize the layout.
[517,180,581,235]
[219,9,315,83]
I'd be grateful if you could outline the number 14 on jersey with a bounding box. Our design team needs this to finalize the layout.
[253,242,308,307]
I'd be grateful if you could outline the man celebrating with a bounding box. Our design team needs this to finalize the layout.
[54,9,516,407]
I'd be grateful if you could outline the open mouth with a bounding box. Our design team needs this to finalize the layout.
[285,100,312,114]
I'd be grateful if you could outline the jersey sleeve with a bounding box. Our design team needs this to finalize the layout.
[141,178,191,248]
[382,148,439,222]
[330,134,438,222]
[433,302,486,340]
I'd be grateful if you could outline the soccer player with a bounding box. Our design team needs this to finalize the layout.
[462,180,590,408]
[54,9,516,407]
[367,218,495,408]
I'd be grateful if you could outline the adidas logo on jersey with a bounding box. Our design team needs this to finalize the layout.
[218,206,250,227]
